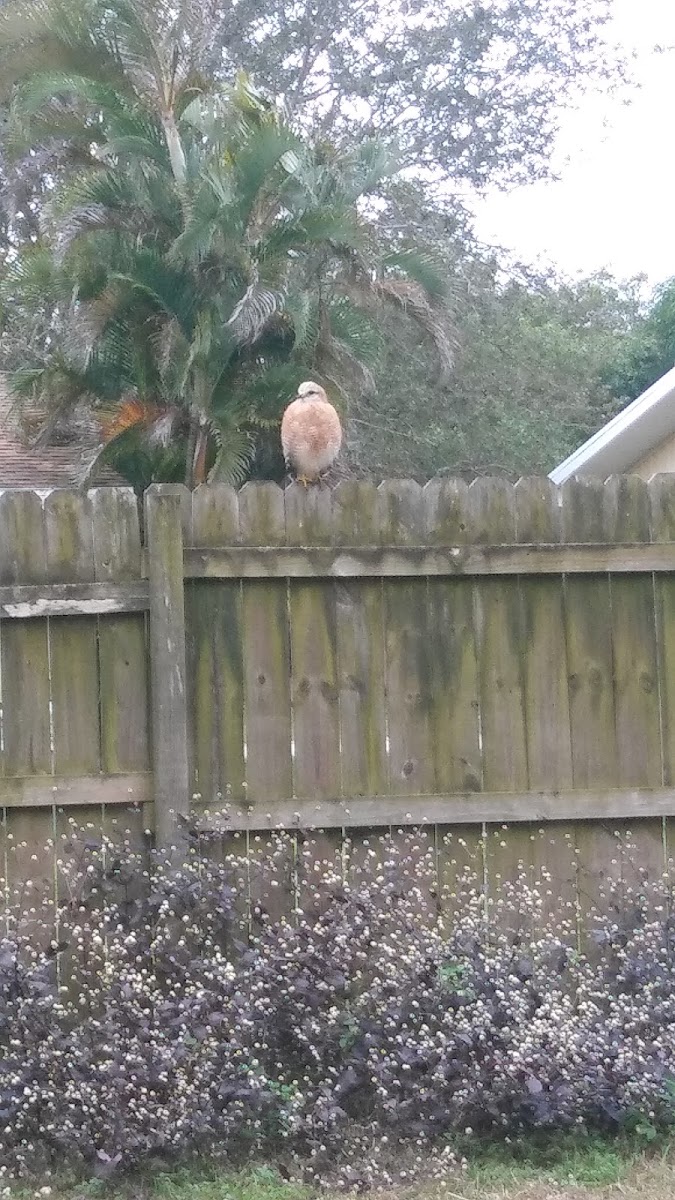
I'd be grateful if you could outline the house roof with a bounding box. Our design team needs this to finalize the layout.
[549,364,675,484]
[0,375,125,489]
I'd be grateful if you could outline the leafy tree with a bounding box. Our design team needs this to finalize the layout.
[347,263,644,478]
[0,0,452,487]
[603,277,675,403]
[0,0,629,271]
[204,0,626,190]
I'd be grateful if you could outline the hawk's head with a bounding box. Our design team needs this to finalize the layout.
[296,380,326,401]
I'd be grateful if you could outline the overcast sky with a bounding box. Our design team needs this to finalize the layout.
[470,0,675,293]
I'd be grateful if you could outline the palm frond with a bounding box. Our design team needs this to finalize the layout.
[262,208,365,262]
[326,296,384,367]
[313,302,378,398]
[208,423,254,484]
[226,279,284,345]
[111,248,199,338]
[377,278,457,382]
[283,291,319,352]
[382,248,449,302]
[167,174,224,264]
[49,166,151,225]
[233,121,303,227]
[0,244,62,308]
[0,0,134,102]
[338,138,399,202]
[96,133,169,168]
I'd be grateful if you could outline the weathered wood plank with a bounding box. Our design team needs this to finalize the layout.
[287,487,341,801]
[183,541,675,579]
[332,482,387,799]
[0,581,149,617]
[190,581,245,805]
[189,487,245,808]
[237,482,285,545]
[284,482,334,545]
[44,492,100,777]
[193,620,245,802]
[606,477,662,788]
[0,492,50,776]
[424,480,481,793]
[516,478,572,791]
[332,480,381,546]
[384,577,433,793]
[467,476,517,544]
[239,485,292,805]
[427,579,481,792]
[193,787,675,830]
[376,479,425,545]
[380,483,433,795]
[575,823,624,926]
[336,580,388,797]
[471,479,528,792]
[0,772,152,808]
[562,479,617,789]
[192,484,240,547]
[651,475,675,787]
[423,478,471,544]
[563,480,620,920]
[92,489,149,777]
[145,485,190,845]
[484,821,537,923]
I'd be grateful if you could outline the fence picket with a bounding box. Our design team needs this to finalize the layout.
[333,482,387,801]
[239,484,292,807]
[562,479,617,788]
[44,492,100,777]
[469,478,527,791]
[190,485,245,809]
[516,477,572,792]
[92,488,149,776]
[286,484,340,802]
[0,491,50,776]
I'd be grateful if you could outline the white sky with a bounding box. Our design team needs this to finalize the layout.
[470,0,675,293]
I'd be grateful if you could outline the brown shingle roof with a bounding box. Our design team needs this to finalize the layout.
[0,375,126,489]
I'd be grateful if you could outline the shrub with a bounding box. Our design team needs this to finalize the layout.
[1,823,675,1182]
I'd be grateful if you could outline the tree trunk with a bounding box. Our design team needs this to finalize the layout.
[162,111,187,184]
[184,416,198,487]
[193,424,209,485]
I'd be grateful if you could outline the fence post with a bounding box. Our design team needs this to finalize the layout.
[145,485,190,849]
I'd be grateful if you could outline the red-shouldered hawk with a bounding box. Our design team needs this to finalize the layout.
[280,381,342,485]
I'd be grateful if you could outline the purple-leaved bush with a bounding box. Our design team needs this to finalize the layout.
[1,822,675,1182]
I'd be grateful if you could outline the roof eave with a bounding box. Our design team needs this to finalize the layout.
[549,362,675,485]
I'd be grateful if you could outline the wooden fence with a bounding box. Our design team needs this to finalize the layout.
[3,473,675,928]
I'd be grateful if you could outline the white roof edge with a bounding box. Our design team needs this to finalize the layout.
[549,362,675,485]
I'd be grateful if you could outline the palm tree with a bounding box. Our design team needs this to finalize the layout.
[0,0,455,488]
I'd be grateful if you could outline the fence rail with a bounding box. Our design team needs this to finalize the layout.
[2,474,675,929]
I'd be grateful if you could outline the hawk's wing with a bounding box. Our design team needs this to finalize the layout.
[281,398,342,474]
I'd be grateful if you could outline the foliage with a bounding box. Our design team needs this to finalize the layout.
[0,0,629,271]
[223,0,628,190]
[348,262,645,478]
[0,0,454,487]
[3,827,675,1183]
[0,0,642,486]
[604,277,675,404]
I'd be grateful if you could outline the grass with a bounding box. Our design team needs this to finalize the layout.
[460,1130,638,1188]
[10,1135,675,1200]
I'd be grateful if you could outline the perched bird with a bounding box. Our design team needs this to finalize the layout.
[280,381,342,486]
